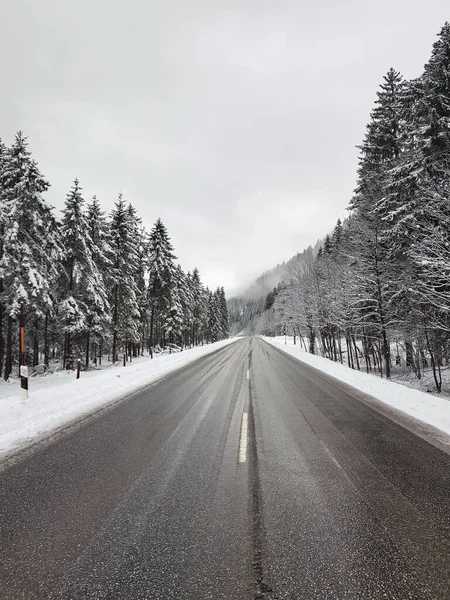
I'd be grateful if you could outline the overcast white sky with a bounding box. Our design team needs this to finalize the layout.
[0,1,448,295]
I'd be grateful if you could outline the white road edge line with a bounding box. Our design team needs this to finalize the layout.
[246,369,250,380]
[238,412,248,463]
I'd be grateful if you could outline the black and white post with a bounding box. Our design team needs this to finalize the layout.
[19,303,29,400]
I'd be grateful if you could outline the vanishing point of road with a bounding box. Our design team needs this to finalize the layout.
[1,337,450,599]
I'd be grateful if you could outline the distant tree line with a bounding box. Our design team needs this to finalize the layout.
[0,134,229,379]
[232,22,450,392]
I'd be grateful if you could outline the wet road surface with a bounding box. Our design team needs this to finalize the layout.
[1,337,450,599]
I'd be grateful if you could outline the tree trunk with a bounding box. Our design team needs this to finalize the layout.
[352,335,360,371]
[376,342,383,378]
[5,316,13,381]
[308,325,315,354]
[66,332,72,370]
[414,344,422,380]
[149,306,154,359]
[112,331,118,363]
[363,335,371,373]
[337,334,343,364]
[347,335,354,369]
[371,344,379,375]
[33,318,39,367]
[44,311,49,369]
[85,331,90,370]
[300,335,307,352]
[405,340,414,368]
[0,229,4,377]
[425,329,441,392]
[381,326,391,379]
[321,333,329,358]
[331,330,338,362]
[373,240,390,378]
[0,301,3,379]
[63,332,67,369]
[112,282,119,363]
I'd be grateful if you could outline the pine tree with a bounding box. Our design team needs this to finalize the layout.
[190,268,206,346]
[0,132,60,379]
[205,290,219,343]
[417,22,450,179]
[164,284,183,349]
[59,179,109,369]
[349,69,406,378]
[0,138,7,377]
[86,196,112,277]
[176,266,193,347]
[85,195,112,366]
[134,226,148,356]
[147,218,177,354]
[0,130,232,376]
[377,25,450,374]
[323,234,333,255]
[122,204,143,356]
[109,195,141,362]
[331,219,343,252]
[218,287,230,339]
[199,285,210,345]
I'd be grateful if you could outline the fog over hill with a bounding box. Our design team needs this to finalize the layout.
[228,240,322,335]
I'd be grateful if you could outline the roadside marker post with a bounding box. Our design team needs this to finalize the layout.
[76,359,81,380]
[19,304,29,400]
[20,365,29,400]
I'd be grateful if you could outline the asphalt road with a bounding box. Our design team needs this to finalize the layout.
[1,337,450,599]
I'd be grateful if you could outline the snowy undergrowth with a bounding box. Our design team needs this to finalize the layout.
[263,336,450,438]
[0,338,238,459]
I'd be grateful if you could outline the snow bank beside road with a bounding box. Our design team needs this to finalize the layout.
[263,337,450,439]
[0,339,238,459]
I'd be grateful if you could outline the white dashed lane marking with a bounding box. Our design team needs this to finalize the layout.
[238,412,248,463]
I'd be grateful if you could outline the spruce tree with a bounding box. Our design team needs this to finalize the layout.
[85,195,112,366]
[417,22,450,179]
[176,266,193,348]
[109,195,141,362]
[0,132,59,379]
[147,218,177,353]
[406,23,450,353]
[0,138,6,377]
[350,69,406,378]
[122,204,143,356]
[379,25,450,364]
[164,284,183,350]
[59,179,109,369]
[86,196,112,278]
[134,226,148,356]
[218,287,230,339]
[190,268,206,346]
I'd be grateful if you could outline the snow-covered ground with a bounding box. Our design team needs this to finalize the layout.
[263,336,450,438]
[0,339,238,459]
